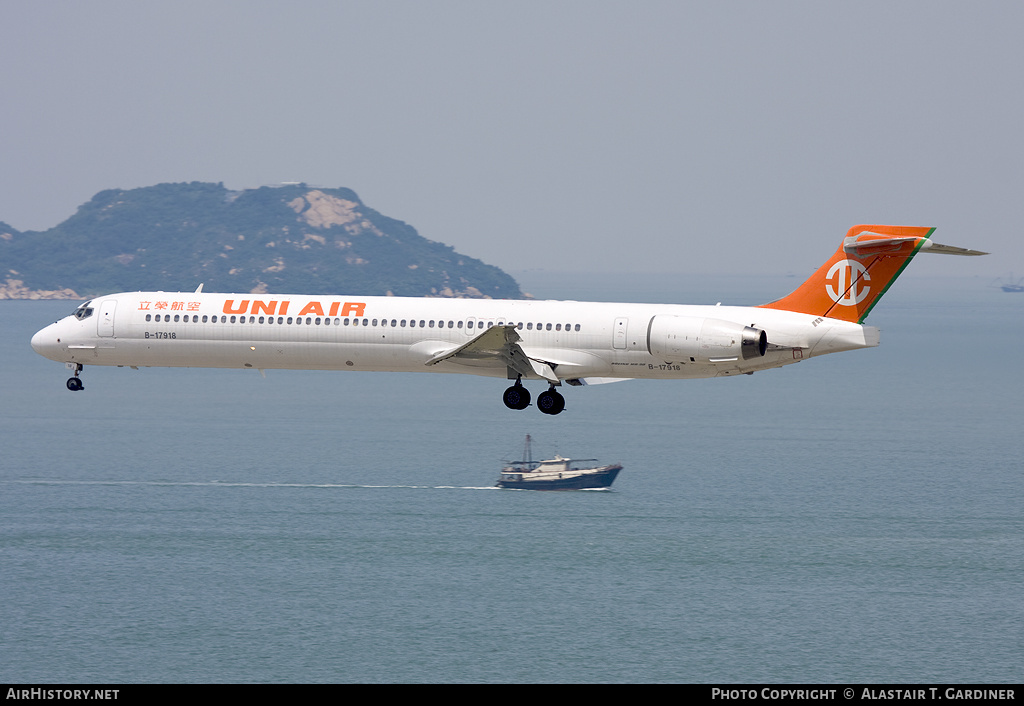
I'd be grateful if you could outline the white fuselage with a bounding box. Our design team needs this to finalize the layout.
[30,290,879,382]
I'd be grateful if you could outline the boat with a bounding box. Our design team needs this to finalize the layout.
[994,275,1024,292]
[497,435,622,490]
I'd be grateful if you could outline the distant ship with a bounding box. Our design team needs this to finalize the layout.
[497,435,622,491]
[995,275,1024,292]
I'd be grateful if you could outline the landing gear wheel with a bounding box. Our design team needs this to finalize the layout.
[537,389,565,415]
[503,381,531,410]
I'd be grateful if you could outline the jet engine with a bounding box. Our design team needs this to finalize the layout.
[647,316,767,363]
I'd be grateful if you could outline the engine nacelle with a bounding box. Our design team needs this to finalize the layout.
[647,316,767,363]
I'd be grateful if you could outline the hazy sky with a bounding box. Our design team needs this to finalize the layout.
[2,1,1021,277]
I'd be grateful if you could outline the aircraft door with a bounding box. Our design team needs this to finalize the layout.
[97,299,116,337]
[613,317,628,349]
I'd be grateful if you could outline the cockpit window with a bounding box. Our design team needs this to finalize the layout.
[73,301,94,320]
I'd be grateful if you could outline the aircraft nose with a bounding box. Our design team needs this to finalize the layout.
[31,323,62,360]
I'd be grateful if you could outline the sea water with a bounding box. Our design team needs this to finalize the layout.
[1,274,1020,683]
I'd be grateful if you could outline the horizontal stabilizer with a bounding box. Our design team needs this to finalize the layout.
[918,240,988,256]
[844,233,987,257]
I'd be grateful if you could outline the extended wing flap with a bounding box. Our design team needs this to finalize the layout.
[425,324,560,383]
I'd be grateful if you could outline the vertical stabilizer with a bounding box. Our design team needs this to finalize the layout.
[758,225,937,323]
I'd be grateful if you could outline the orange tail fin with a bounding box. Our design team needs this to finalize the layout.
[759,225,942,323]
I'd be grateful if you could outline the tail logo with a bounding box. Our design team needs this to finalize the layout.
[825,259,870,306]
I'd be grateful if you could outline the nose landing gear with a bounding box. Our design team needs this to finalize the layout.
[66,364,84,391]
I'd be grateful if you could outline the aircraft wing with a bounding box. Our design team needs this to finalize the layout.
[425,324,560,383]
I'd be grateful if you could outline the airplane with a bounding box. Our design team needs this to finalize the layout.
[30,225,986,415]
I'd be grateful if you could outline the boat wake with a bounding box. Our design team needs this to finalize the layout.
[3,479,501,491]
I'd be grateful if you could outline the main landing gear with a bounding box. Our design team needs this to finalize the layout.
[502,378,531,410]
[66,364,84,392]
[536,387,566,415]
[503,377,565,415]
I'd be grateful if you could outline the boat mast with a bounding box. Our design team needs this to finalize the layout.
[523,435,532,465]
